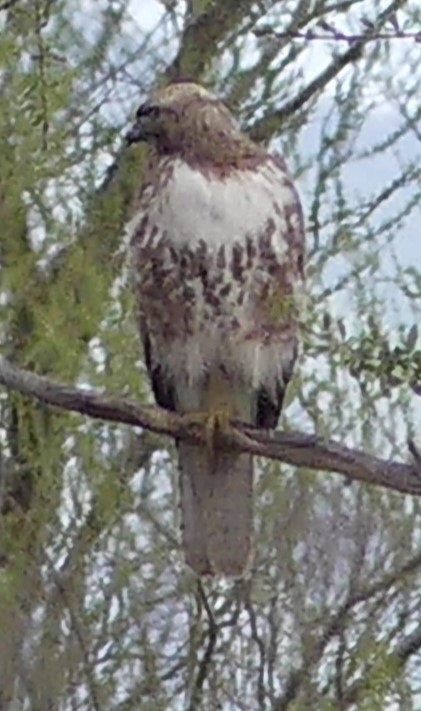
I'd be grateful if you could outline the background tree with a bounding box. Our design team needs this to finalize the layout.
[0,0,420,709]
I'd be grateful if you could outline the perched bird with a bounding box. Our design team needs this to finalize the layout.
[126,82,305,577]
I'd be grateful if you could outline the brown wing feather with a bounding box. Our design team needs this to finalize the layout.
[252,154,305,429]
[255,341,298,428]
[140,318,176,412]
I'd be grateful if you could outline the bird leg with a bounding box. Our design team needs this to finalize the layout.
[180,371,237,466]
[204,408,231,453]
[180,408,232,458]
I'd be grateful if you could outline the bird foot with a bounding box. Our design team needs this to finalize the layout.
[205,408,231,450]
[181,408,231,453]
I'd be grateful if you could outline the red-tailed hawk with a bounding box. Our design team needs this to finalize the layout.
[126,82,304,577]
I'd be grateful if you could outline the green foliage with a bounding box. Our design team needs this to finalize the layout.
[0,0,421,709]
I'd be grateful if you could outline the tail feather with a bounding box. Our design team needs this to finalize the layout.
[178,441,253,577]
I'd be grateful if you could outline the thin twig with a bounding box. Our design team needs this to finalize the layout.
[187,582,218,711]
[250,0,411,141]
[244,594,266,710]
[254,28,421,43]
[274,548,421,709]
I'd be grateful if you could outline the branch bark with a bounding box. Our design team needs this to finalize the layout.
[167,0,257,81]
[1,355,420,497]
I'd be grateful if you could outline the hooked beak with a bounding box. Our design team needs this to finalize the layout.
[125,118,147,145]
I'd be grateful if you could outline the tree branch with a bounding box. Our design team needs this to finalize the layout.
[167,0,257,81]
[249,0,410,142]
[340,617,421,708]
[274,546,421,709]
[0,355,420,495]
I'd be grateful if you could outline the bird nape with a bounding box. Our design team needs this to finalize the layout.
[126,81,305,577]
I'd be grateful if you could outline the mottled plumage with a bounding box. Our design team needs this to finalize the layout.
[126,82,305,576]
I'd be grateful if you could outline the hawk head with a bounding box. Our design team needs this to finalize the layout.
[126,82,255,164]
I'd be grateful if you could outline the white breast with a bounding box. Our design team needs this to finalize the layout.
[128,157,302,396]
[143,158,297,256]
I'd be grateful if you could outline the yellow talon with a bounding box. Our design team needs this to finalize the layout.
[181,408,232,466]
[204,408,231,450]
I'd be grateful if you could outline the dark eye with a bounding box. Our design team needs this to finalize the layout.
[136,103,160,119]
